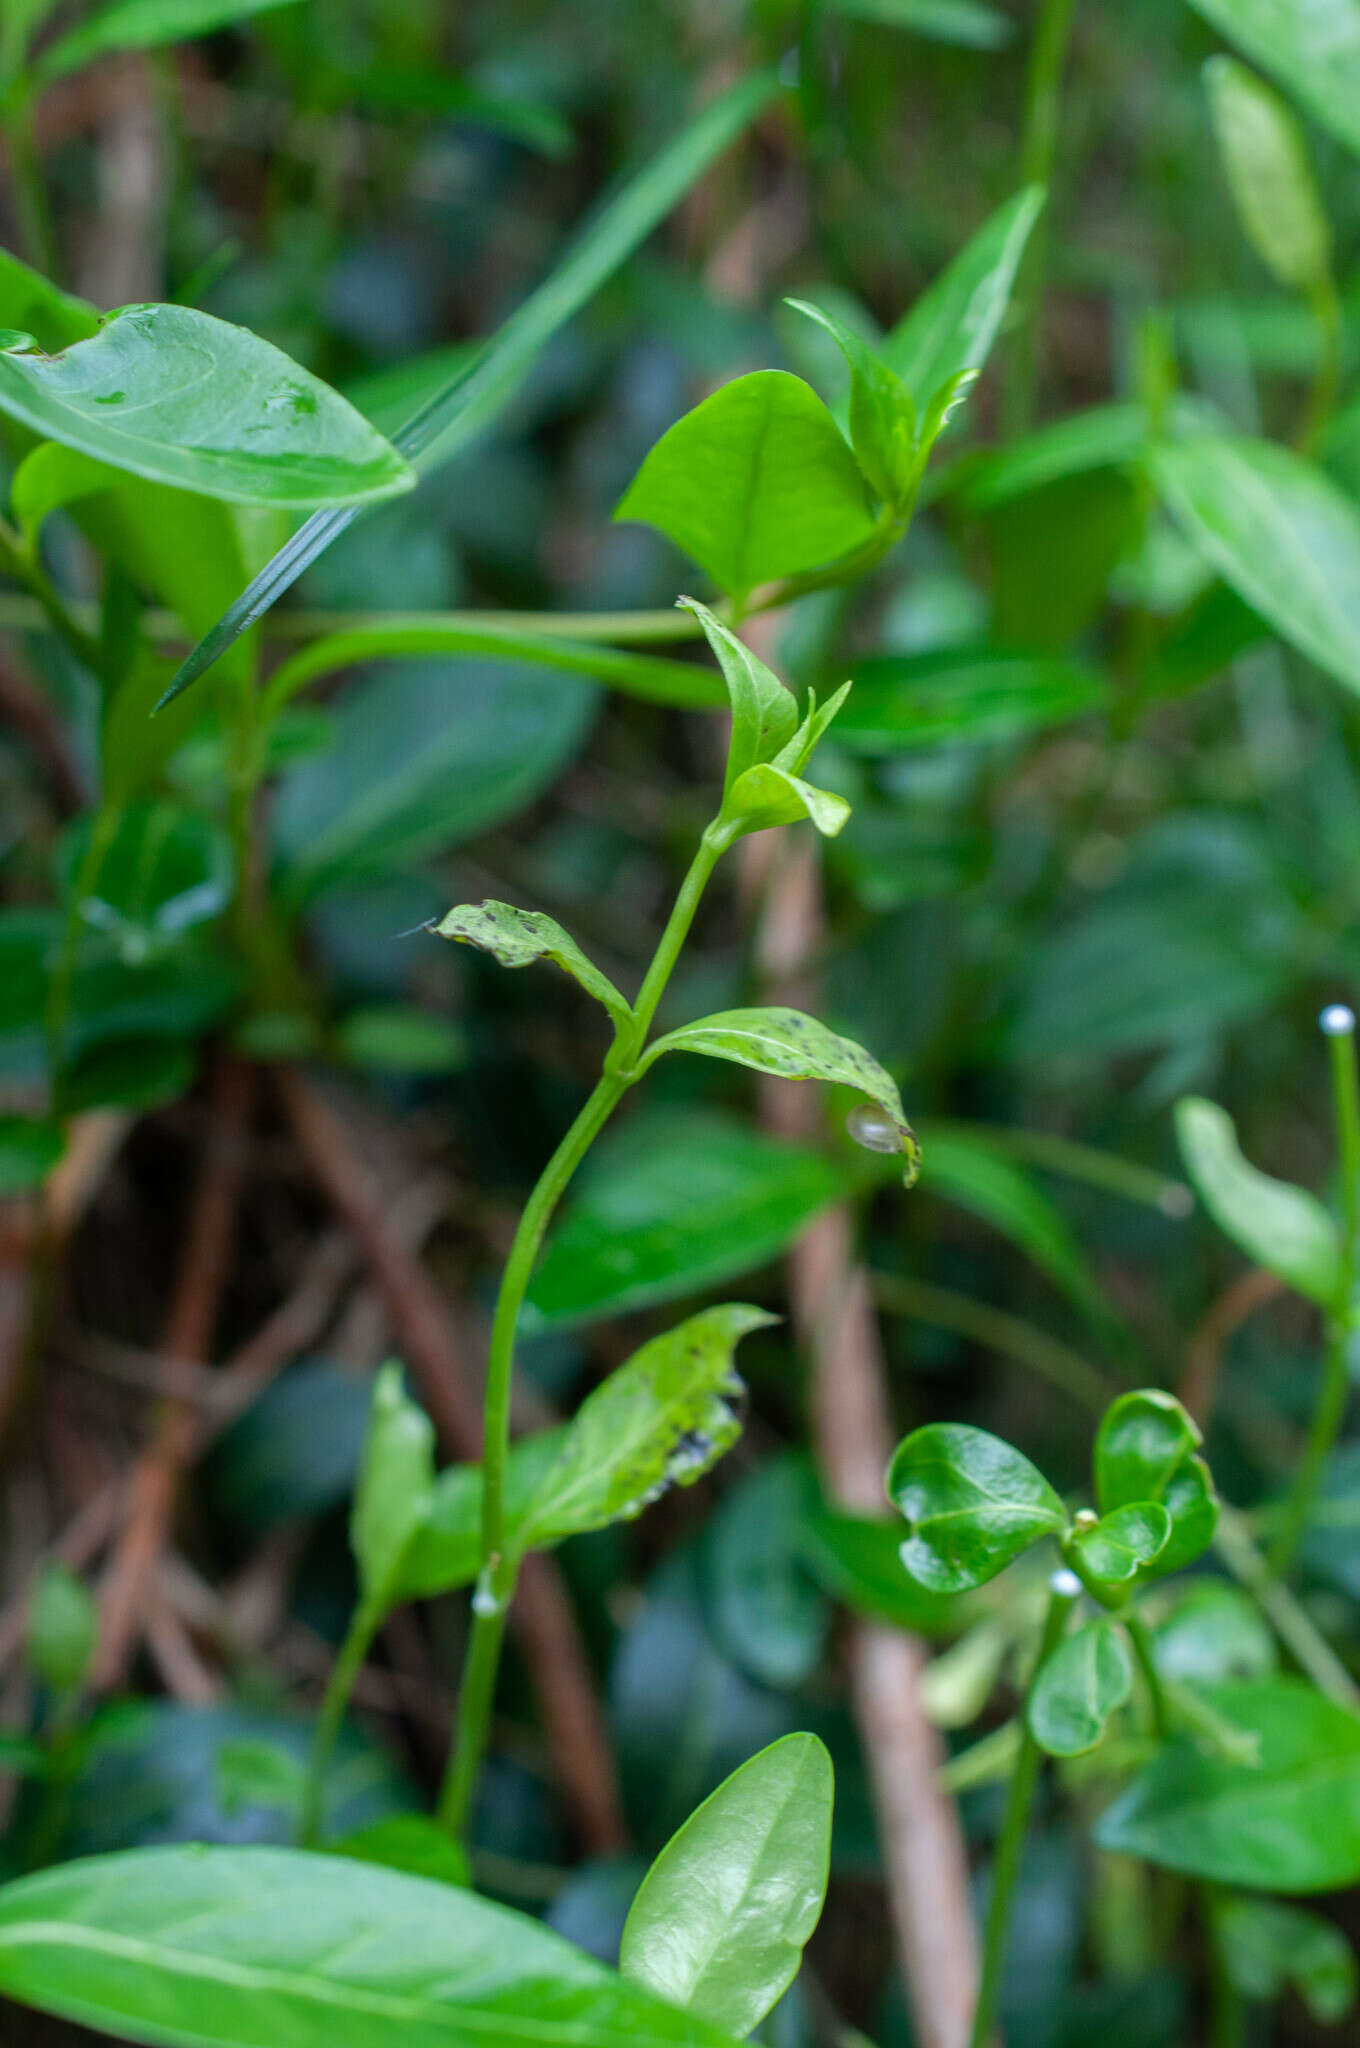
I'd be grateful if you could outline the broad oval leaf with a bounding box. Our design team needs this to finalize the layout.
[432,900,630,1028]
[615,371,876,603]
[33,0,303,85]
[887,1423,1067,1593]
[1205,55,1332,291]
[1028,1618,1133,1757]
[0,309,412,507]
[1175,1095,1341,1306]
[1187,0,1360,162]
[643,1006,919,1185]
[1069,1502,1171,1591]
[881,185,1045,403]
[620,1733,833,2038]
[0,1844,740,2048]
[1096,1678,1360,1892]
[514,1303,773,1550]
[1095,1390,1201,1513]
[55,803,234,964]
[1151,435,1360,701]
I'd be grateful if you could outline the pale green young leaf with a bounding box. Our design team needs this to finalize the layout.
[1187,0,1360,162]
[0,1844,742,2048]
[643,1005,919,1184]
[33,0,302,85]
[722,762,852,839]
[1176,1095,1342,1306]
[515,1304,772,1550]
[1205,56,1332,292]
[433,900,631,1028]
[1070,1502,1172,1590]
[882,185,1045,403]
[1028,1618,1133,1756]
[616,372,876,602]
[675,598,799,791]
[887,1423,1067,1592]
[350,1366,436,1612]
[0,310,412,507]
[1214,1896,1357,2022]
[784,297,917,504]
[620,1734,833,2038]
[774,679,854,775]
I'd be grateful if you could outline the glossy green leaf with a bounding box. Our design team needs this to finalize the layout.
[1187,0,1360,161]
[1097,1679,1360,1891]
[722,762,852,839]
[0,310,411,507]
[28,1563,96,1696]
[887,1423,1067,1593]
[0,1844,740,2048]
[644,1007,919,1185]
[616,372,876,603]
[1095,1390,1200,1513]
[620,1734,833,2037]
[332,1817,471,1891]
[1151,435,1360,700]
[1213,1896,1357,2022]
[1176,1095,1341,1306]
[831,648,1105,752]
[677,599,799,791]
[0,1115,64,1195]
[821,0,1012,48]
[515,1304,772,1550]
[433,900,630,1028]
[524,1109,846,1332]
[1205,56,1332,291]
[1028,1619,1133,1756]
[33,0,302,84]
[881,186,1045,404]
[55,804,234,964]
[1153,1456,1219,1577]
[350,1366,436,1613]
[797,1506,958,1633]
[1069,1503,1171,1590]
[162,72,780,702]
[0,248,99,352]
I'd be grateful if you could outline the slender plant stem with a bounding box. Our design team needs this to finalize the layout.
[1124,1610,1172,1741]
[299,1601,381,1847]
[1004,0,1082,436]
[969,1570,1080,2048]
[438,1563,514,1836]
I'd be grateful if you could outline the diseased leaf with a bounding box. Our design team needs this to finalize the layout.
[887,1423,1067,1592]
[881,186,1045,404]
[620,1734,833,2038]
[1176,1095,1341,1306]
[1028,1619,1133,1757]
[433,900,631,1027]
[1069,1503,1171,1591]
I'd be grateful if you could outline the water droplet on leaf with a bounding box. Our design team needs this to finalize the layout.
[847,1103,900,1154]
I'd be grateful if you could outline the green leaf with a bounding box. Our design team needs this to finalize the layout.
[785,298,918,504]
[55,804,234,965]
[0,1843,740,2047]
[1095,1390,1201,1515]
[1096,1678,1360,1892]
[1205,56,1332,292]
[616,373,876,603]
[1213,1896,1357,2023]
[887,1423,1067,1593]
[1175,1095,1341,1306]
[1069,1503,1172,1591]
[0,248,99,353]
[1186,0,1360,162]
[1028,1619,1133,1756]
[677,598,799,791]
[1154,1456,1219,1577]
[216,1740,306,1821]
[432,899,631,1028]
[161,70,780,703]
[722,762,852,839]
[1152,1584,1278,1686]
[643,1006,919,1185]
[525,1108,845,1332]
[797,1505,958,1633]
[821,0,1012,48]
[702,1458,830,1690]
[1151,435,1360,701]
[335,1006,466,1076]
[514,1304,771,1550]
[830,649,1107,751]
[33,0,303,85]
[28,1563,96,1696]
[396,1433,565,1602]
[350,1366,436,1613]
[881,186,1045,404]
[332,1817,471,1891]
[270,659,596,903]
[0,1115,64,1195]
[620,1734,833,2037]
[0,310,411,507]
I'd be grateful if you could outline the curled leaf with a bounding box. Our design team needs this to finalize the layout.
[433,900,631,1028]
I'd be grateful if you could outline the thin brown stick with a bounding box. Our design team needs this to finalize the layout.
[1179,1266,1283,1428]
[276,1063,628,1854]
[92,1058,253,1689]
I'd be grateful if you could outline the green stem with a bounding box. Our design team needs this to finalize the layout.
[969,1570,1080,2048]
[299,1601,381,1847]
[1003,0,1081,436]
[437,1559,515,1837]
[45,799,121,1116]
[1124,1610,1172,1741]
[1299,272,1343,456]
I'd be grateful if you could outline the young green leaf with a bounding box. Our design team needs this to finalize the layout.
[1069,1502,1172,1592]
[0,310,413,507]
[54,804,234,964]
[616,372,877,603]
[27,1563,96,1697]
[396,1432,566,1601]
[514,1304,772,1550]
[1176,1095,1342,1306]
[798,1505,959,1634]
[0,1844,741,2048]
[1028,1618,1133,1756]
[722,762,852,839]
[1186,0,1360,163]
[350,1366,436,1613]
[1096,1678,1360,1892]
[887,1423,1067,1592]
[785,297,918,504]
[1213,1896,1357,2023]
[1154,1455,1219,1577]
[1151,436,1360,702]
[881,185,1045,403]
[643,1006,920,1184]
[677,598,799,790]
[32,0,303,86]
[332,1816,471,1891]
[1205,56,1333,292]
[1095,1390,1201,1514]
[620,1734,833,2038]
[432,900,631,1028]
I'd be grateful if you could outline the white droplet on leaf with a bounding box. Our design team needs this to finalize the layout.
[847,1103,900,1154]
[1320,1004,1356,1038]
[471,1569,500,1619]
[1050,1568,1083,1599]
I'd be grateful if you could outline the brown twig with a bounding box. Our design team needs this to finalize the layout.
[1179,1267,1283,1429]
[92,1057,253,1690]
[275,1063,628,1854]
